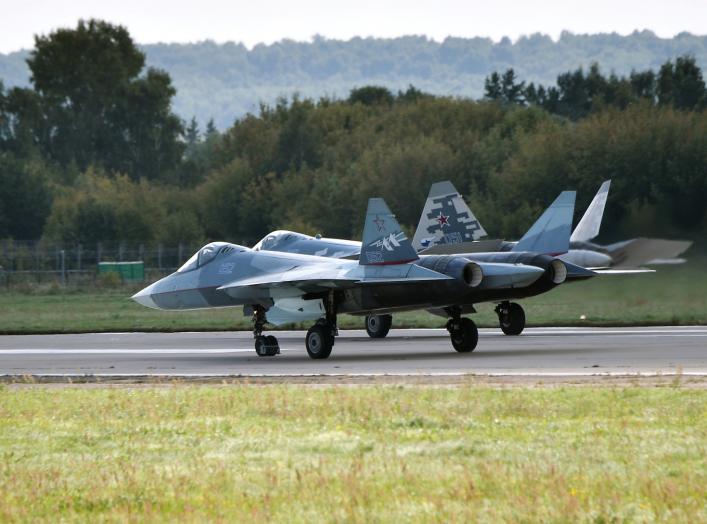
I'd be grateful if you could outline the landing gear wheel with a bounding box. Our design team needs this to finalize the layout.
[306,325,334,359]
[255,335,280,356]
[447,317,478,353]
[497,302,525,336]
[365,314,392,338]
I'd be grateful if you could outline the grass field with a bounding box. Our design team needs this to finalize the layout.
[0,385,705,522]
[0,257,705,334]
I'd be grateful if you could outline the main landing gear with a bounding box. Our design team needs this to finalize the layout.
[306,293,338,359]
[252,306,280,356]
[252,295,340,359]
[495,301,526,336]
[365,314,392,338]
[445,307,478,353]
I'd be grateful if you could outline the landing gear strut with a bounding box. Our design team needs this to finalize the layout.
[306,293,338,359]
[445,307,478,353]
[365,314,392,338]
[252,306,280,356]
[496,301,526,336]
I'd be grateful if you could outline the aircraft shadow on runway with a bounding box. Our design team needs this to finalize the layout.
[161,344,623,365]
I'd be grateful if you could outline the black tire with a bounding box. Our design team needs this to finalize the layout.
[449,318,478,353]
[306,325,333,359]
[265,335,280,355]
[255,335,279,356]
[499,302,525,336]
[365,314,392,338]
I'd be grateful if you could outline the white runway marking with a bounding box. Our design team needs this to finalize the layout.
[2,371,706,378]
[0,348,296,355]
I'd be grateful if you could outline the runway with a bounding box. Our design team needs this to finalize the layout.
[1,326,706,380]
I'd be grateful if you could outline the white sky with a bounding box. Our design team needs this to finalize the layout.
[1,0,706,53]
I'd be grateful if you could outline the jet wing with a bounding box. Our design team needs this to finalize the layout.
[606,238,693,268]
[216,263,454,297]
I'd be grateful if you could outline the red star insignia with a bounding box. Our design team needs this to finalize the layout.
[373,215,386,232]
[436,213,449,227]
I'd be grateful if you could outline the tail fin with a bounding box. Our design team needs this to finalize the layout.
[570,180,611,243]
[411,181,487,252]
[360,198,419,265]
[512,191,576,255]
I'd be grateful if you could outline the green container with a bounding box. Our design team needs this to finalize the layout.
[98,261,144,281]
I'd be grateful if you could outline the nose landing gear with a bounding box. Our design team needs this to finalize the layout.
[252,306,280,356]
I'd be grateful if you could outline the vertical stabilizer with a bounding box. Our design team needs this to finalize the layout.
[570,180,611,243]
[412,181,487,252]
[512,191,576,255]
[360,198,419,265]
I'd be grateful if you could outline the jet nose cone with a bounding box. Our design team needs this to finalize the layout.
[131,284,159,309]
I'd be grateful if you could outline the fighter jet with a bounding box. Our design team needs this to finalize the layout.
[253,184,589,338]
[133,197,574,359]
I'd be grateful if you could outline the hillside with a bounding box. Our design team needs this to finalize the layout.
[2,31,706,128]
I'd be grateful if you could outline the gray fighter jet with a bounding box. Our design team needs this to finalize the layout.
[254,184,589,338]
[133,197,578,359]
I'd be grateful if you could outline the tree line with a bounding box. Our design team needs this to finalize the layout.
[2,30,706,129]
[1,20,705,251]
[484,57,706,118]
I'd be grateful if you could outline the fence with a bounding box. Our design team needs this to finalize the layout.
[0,241,205,289]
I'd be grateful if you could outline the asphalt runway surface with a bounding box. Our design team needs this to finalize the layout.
[0,326,706,379]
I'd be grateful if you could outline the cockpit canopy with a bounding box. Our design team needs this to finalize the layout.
[253,230,310,251]
[177,242,247,273]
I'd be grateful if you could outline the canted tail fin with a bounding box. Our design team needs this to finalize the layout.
[360,198,419,265]
[512,191,576,255]
[411,181,488,252]
[570,180,611,243]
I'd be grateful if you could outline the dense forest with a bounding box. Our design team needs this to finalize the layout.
[1,30,706,128]
[1,20,706,250]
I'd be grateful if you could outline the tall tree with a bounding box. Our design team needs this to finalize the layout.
[14,19,183,180]
[483,72,502,100]
[657,56,706,110]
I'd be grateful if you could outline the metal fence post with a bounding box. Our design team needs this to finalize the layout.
[60,249,66,287]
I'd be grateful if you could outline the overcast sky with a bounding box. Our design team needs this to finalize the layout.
[1,0,706,53]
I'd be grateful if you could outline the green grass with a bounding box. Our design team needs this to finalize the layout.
[0,385,705,522]
[1,258,706,333]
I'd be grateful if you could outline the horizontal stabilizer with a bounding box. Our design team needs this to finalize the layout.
[570,180,611,242]
[563,262,597,281]
[360,198,419,265]
[512,191,576,255]
[590,268,656,274]
[412,181,487,252]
